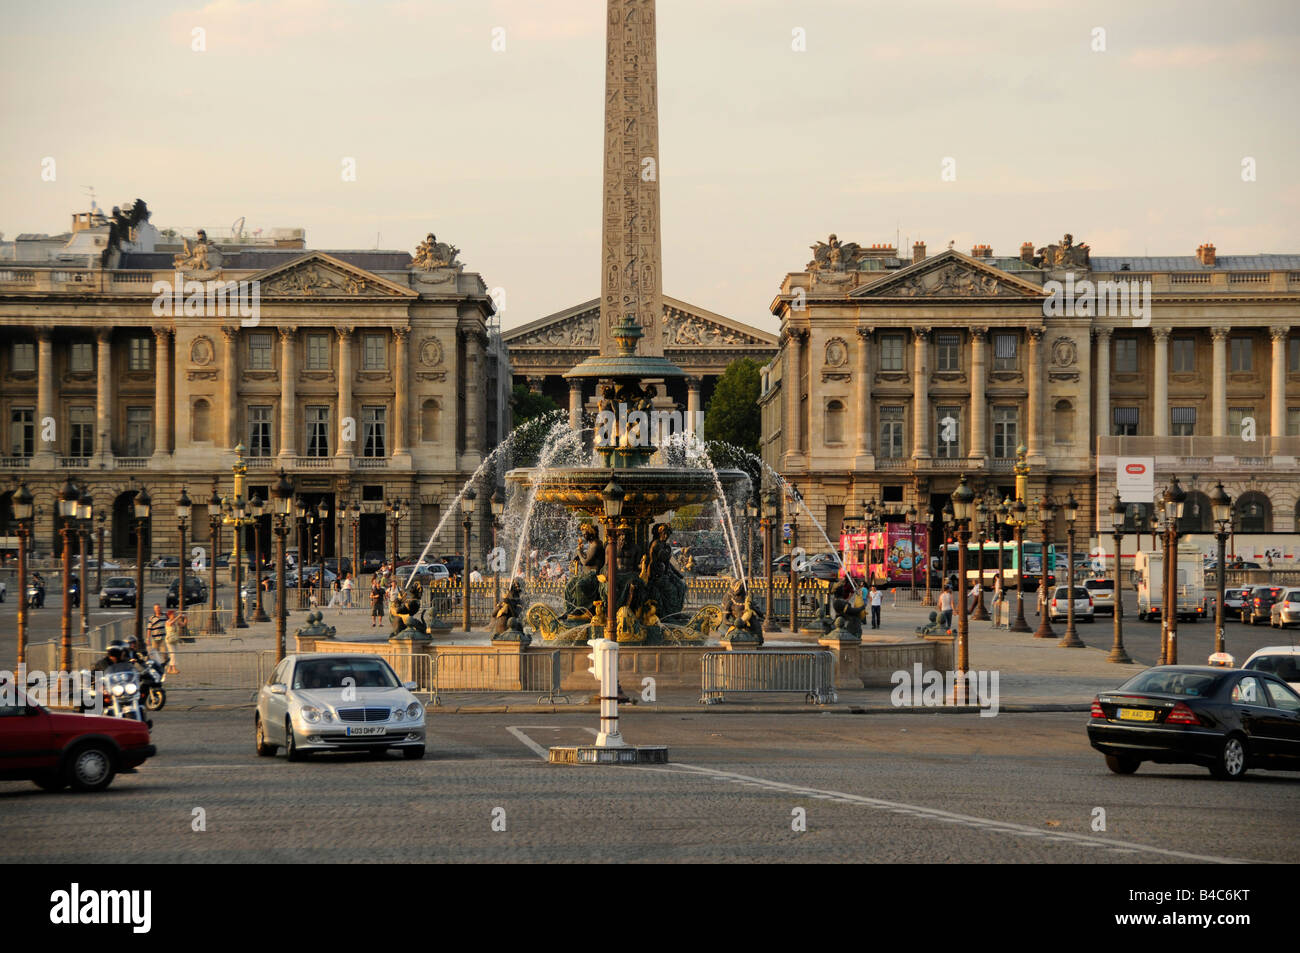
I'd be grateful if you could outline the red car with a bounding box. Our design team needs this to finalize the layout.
[0,686,156,792]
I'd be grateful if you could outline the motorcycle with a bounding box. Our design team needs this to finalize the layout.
[136,656,168,711]
[26,583,44,608]
[101,663,150,725]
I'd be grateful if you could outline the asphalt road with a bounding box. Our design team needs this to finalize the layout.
[2,709,1296,863]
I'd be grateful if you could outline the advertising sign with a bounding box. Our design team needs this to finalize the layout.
[1116,457,1154,502]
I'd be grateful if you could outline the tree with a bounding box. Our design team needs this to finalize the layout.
[703,358,762,455]
[507,384,560,468]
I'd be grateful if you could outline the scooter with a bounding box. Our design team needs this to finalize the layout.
[26,583,44,608]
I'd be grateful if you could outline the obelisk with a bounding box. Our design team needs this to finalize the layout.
[600,0,663,357]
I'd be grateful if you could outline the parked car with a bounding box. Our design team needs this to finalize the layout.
[425,563,450,581]
[1087,665,1300,779]
[395,565,438,585]
[323,557,353,578]
[441,554,465,576]
[0,682,157,792]
[1245,585,1285,625]
[808,552,845,582]
[98,576,138,608]
[1083,578,1116,615]
[1047,585,1094,623]
[166,577,209,609]
[361,551,385,574]
[1269,588,1300,629]
[771,554,813,578]
[1242,646,1300,691]
[255,653,426,760]
[1221,587,1251,620]
[297,566,338,588]
[152,555,180,569]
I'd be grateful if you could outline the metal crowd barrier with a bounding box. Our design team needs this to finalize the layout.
[69,647,276,693]
[700,650,837,706]
[430,650,568,706]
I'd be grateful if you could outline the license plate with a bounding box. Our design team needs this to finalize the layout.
[345,726,387,736]
[1117,708,1155,722]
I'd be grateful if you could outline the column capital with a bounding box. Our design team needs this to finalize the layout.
[277,325,297,341]
[1027,326,1045,343]
[1091,326,1112,342]
[393,326,411,343]
[95,327,113,343]
[1151,327,1171,342]
[971,328,988,342]
[1211,326,1231,342]
[1270,325,1290,342]
[336,327,353,342]
[856,326,874,341]
[913,327,931,341]
[220,325,240,342]
[792,327,809,344]
[152,325,173,341]
[36,329,52,343]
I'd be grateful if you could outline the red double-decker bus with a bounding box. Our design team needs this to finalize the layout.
[840,524,930,587]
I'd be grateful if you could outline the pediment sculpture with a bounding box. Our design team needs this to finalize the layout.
[891,262,1010,297]
[410,232,461,270]
[262,263,371,296]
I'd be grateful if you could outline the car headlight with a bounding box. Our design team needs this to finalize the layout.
[100,591,107,598]
[111,685,124,696]
[406,702,423,719]
[392,708,404,721]
[300,706,322,723]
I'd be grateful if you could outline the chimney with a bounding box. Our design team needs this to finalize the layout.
[912,241,926,263]
[1020,242,1035,264]
[971,243,992,259]
[1197,243,1216,266]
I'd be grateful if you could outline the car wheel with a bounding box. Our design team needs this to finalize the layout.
[1104,755,1139,775]
[255,716,278,756]
[1210,735,1248,780]
[32,772,67,792]
[64,743,116,792]
[285,717,305,761]
[403,746,425,760]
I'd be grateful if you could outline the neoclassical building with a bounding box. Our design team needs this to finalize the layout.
[761,236,1300,544]
[0,205,506,562]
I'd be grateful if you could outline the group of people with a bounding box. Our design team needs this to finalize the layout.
[144,603,183,674]
[935,576,1009,632]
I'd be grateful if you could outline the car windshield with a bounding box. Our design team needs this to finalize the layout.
[1118,670,1225,697]
[1244,654,1300,682]
[292,658,399,690]
[106,577,134,587]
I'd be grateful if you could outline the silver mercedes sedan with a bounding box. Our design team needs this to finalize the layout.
[255,654,426,760]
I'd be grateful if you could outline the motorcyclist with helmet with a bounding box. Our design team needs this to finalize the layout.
[91,641,127,674]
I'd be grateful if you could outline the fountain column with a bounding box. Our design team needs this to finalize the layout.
[568,380,583,431]
[686,377,700,433]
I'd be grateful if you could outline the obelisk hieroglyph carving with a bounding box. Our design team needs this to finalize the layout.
[600,0,663,357]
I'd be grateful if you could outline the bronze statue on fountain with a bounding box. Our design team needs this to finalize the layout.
[490,576,530,645]
[562,522,605,620]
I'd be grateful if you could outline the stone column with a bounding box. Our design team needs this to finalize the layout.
[394,327,411,455]
[278,327,296,461]
[153,326,172,456]
[856,327,872,456]
[96,328,113,462]
[336,328,354,457]
[784,330,805,464]
[461,330,482,462]
[1152,328,1169,437]
[1027,327,1045,460]
[1094,328,1111,442]
[970,329,987,459]
[912,327,931,459]
[1271,326,1289,438]
[686,376,701,433]
[1211,327,1228,437]
[222,327,238,449]
[568,380,583,431]
[34,331,55,463]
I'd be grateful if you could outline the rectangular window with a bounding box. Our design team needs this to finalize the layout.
[1171,337,1195,373]
[879,406,905,458]
[362,405,386,458]
[127,337,151,372]
[69,341,94,374]
[1170,406,1196,437]
[249,405,273,457]
[1290,338,1299,373]
[879,334,905,372]
[1112,406,1139,436]
[1288,407,1300,437]
[936,333,961,372]
[992,406,1018,458]
[306,333,330,371]
[69,406,93,457]
[936,405,961,458]
[1228,407,1254,436]
[1114,337,1138,374]
[1230,336,1252,372]
[248,332,272,371]
[125,407,152,457]
[9,408,34,457]
[306,406,329,457]
[992,333,1018,371]
[11,342,35,373]
[363,333,386,370]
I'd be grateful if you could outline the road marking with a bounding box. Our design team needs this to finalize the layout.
[669,762,1246,864]
[505,726,555,759]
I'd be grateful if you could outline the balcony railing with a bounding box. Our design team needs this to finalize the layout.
[117,457,149,469]
[1,456,32,468]
[58,457,91,468]
[1097,436,1300,459]
[245,456,276,469]
[354,457,388,469]
[877,457,910,469]
[294,456,334,469]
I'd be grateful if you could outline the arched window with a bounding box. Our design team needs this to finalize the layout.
[1053,399,1073,444]
[1235,491,1271,533]
[1179,490,1212,533]
[824,400,845,445]
[192,399,211,442]
[421,399,440,443]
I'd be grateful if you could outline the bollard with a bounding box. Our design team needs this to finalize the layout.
[587,637,624,748]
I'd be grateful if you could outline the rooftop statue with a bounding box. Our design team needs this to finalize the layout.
[410,232,461,270]
[1034,233,1091,269]
[807,233,869,272]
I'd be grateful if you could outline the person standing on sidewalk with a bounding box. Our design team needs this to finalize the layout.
[146,604,167,655]
[991,575,1004,627]
[370,577,384,627]
[869,584,883,629]
[938,586,954,632]
[341,572,354,608]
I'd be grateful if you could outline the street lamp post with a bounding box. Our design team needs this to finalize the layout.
[907,503,919,599]
[176,487,191,626]
[1107,493,1132,663]
[921,505,934,606]
[349,500,361,588]
[78,487,92,637]
[95,511,106,594]
[1163,477,1187,665]
[787,485,801,633]
[461,488,476,632]
[272,471,294,662]
[1010,499,1030,632]
[1211,482,1233,658]
[746,497,758,584]
[940,500,953,593]
[603,480,625,639]
[996,498,1010,623]
[388,498,403,571]
[131,486,151,650]
[762,490,778,632]
[294,497,307,611]
[491,488,505,607]
[250,493,269,622]
[315,499,329,610]
[951,476,975,702]
[58,478,81,672]
[1060,491,1084,647]
[12,484,34,666]
[227,490,249,629]
[1033,497,1056,639]
[972,496,988,621]
[206,485,221,633]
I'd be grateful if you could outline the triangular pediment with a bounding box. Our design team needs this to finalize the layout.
[849,250,1045,299]
[503,295,777,350]
[251,252,416,298]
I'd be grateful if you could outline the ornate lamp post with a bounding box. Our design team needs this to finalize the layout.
[1210,482,1232,658]
[95,510,106,594]
[78,487,92,637]
[1107,493,1131,663]
[763,489,779,632]
[971,495,988,621]
[746,496,758,584]
[940,499,953,592]
[1162,476,1187,664]
[1060,491,1084,647]
[921,505,934,606]
[387,498,403,570]
[461,488,476,632]
[951,476,975,700]
[995,497,1010,615]
[349,500,361,585]
[13,483,34,666]
[272,471,294,662]
[250,493,269,622]
[602,480,625,638]
[176,487,191,624]
[906,503,919,598]
[1010,498,1031,632]
[206,484,221,632]
[56,478,81,671]
[1033,497,1056,639]
[225,488,250,629]
[491,487,505,606]
[787,484,801,632]
[130,485,151,650]
[315,499,329,609]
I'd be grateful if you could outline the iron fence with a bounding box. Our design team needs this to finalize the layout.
[700,650,837,705]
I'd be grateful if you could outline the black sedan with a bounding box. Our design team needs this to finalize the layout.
[98,576,137,608]
[1088,666,1300,780]
[166,577,208,608]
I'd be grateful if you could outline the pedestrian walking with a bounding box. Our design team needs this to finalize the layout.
[341,573,354,608]
[163,609,182,674]
[938,585,954,632]
[370,577,384,627]
[869,584,883,629]
[327,577,341,608]
[992,575,1005,627]
[146,604,167,655]
[469,565,484,584]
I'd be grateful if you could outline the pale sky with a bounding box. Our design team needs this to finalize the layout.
[2,0,1298,334]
